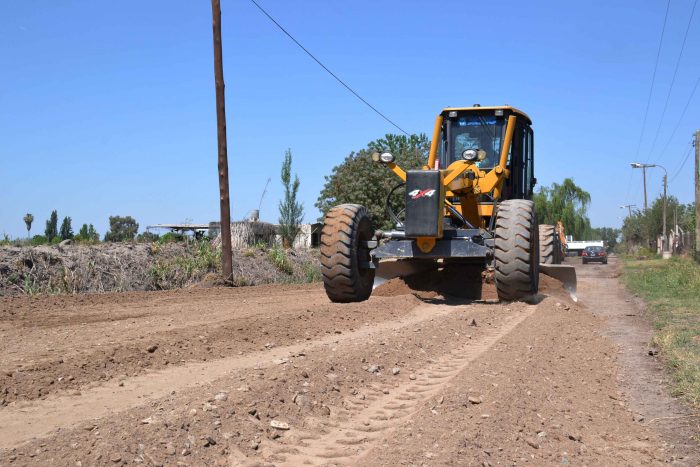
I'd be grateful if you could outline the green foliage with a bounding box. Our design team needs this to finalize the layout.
[50,236,62,245]
[267,245,294,274]
[104,215,139,242]
[149,240,221,289]
[279,149,304,247]
[44,210,58,241]
[137,231,160,243]
[622,258,700,406]
[23,213,34,237]
[587,227,620,251]
[621,196,695,248]
[31,235,48,245]
[157,232,185,244]
[533,178,591,240]
[76,224,100,243]
[316,133,430,230]
[0,233,10,246]
[59,216,74,240]
[300,260,321,282]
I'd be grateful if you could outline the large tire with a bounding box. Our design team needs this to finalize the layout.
[494,200,539,301]
[320,204,375,303]
[538,224,562,264]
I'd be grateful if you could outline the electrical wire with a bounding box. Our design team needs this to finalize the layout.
[656,75,700,163]
[647,0,698,157]
[669,143,694,183]
[249,0,410,136]
[634,0,670,160]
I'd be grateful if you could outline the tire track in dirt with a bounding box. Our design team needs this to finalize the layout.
[244,305,537,466]
[0,301,453,449]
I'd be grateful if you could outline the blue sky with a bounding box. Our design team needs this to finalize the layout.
[1,0,699,238]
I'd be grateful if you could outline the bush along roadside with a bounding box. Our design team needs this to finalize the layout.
[622,257,700,407]
[0,242,321,296]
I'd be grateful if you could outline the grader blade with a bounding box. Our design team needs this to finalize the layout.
[372,260,439,289]
[539,264,577,302]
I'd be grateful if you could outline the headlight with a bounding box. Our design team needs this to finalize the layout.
[462,149,478,161]
[371,152,395,164]
[379,152,395,163]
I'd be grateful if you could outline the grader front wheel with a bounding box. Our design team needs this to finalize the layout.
[494,200,540,301]
[320,204,375,303]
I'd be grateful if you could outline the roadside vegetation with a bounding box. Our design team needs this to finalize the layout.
[1,188,322,295]
[619,195,695,254]
[622,257,700,407]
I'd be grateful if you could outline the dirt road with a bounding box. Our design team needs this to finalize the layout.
[0,259,695,465]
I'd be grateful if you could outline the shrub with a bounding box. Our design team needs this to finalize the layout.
[31,235,48,245]
[267,246,294,274]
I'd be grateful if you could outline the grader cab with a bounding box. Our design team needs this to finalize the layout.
[320,106,576,302]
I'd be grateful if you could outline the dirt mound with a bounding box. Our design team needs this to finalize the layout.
[0,243,319,296]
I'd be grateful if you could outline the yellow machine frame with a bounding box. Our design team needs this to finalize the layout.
[382,106,531,252]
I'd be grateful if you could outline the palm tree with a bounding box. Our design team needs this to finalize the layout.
[23,213,34,239]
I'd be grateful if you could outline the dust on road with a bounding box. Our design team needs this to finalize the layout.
[0,258,695,465]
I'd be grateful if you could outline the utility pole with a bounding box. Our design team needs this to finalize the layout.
[211,0,233,284]
[662,171,667,255]
[631,162,668,255]
[695,130,700,262]
[642,166,648,210]
[620,204,636,217]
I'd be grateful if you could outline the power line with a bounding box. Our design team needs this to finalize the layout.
[634,0,671,160]
[248,0,410,136]
[647,0,698,157]
[656,75,700,162]
[628,1,670,209]
[670,143,694,183]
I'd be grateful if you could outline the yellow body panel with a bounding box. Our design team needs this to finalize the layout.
[377,106,525,241]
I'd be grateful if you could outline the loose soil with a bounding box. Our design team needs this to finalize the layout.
[0,257,696,465]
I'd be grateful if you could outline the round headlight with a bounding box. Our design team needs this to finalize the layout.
[462,149,478,161]
[379,152,395,163]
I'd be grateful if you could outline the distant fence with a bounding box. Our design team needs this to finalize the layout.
[656,228,696,255]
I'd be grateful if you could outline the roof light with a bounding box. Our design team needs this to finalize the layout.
[448,111,458,117]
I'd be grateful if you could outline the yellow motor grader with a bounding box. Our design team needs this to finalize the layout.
[320,105,576,302]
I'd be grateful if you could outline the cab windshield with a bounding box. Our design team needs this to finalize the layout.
[441,115,505,169]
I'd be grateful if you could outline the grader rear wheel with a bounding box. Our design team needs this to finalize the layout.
[494,200,539,301]
[320,204,375,303]
[538,224,562,264]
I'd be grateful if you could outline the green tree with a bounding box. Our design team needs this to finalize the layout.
[621,196,695,249]
[104,216,139,242]
[44,210,58,241]
[76,223,100,243]
[279,149,304,248]
[23,213,34,238]
[588,227,620,251]
[137,231,160,243]
[59,216,74,240]
[533,178,592,240]
[316,133,429,230]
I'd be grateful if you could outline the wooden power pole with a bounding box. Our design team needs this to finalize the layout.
[211,0,233,284]
[695,130,700,262]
